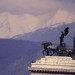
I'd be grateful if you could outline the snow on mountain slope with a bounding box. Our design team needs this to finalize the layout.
[36,13,54,29]
[47,9,75,28]
[0,12,11,38]
[0,12,38,38]
[0,9,75,38]
[8,14,38,37]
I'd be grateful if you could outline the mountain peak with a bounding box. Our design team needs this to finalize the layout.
[0,9,75,38]
[0,13,39,38]
[47,8,75,27]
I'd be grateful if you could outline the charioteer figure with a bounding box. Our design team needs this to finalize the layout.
[59,27,69,56]
[60,27,69,48]
[60,31,64,47]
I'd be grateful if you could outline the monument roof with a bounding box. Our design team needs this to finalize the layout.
[29,56,75,72]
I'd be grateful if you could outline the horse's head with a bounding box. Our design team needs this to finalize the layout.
[42,42,52,47]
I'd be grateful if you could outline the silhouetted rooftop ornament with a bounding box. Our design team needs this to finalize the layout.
[60,27,69,47]
[42,27,75,58]
[64,27,69,36]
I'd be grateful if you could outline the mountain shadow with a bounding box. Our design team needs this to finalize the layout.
[13,22,75,46]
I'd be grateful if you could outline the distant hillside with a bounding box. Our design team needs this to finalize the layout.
[0,39,42,75]
[13,22,75,46]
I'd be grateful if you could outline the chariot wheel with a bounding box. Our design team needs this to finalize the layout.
[43,49,54,56]
[49,50,54,56]
[43,50,47,56]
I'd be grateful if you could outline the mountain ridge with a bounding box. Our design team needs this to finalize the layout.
[13,22,75,46]
[0,9,75,38]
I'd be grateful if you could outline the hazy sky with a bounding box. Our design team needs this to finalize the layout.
[0,0,75,15]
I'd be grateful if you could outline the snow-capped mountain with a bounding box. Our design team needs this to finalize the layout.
[0,9,75,38]
[0,12,11,38]
[0,12,38,38]
[47,8,75,28]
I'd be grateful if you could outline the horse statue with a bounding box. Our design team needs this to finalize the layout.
[42,42,56,56]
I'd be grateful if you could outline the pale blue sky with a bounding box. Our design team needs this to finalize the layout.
[59,0,75,3]
[0,0,75,15]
